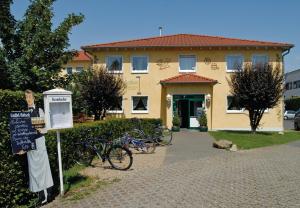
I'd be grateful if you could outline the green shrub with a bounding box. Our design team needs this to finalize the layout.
[197,111,207,127]
[0,90,42,207]
[172,113,180,127]
[0,90,161,207]
[285,97,300,111]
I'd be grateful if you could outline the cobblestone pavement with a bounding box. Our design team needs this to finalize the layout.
[46,137,300,208]
[164,130,226,164]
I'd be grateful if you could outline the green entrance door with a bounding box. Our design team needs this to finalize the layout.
[173,95,205,128]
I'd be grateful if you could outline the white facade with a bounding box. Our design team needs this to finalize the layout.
[284,69,300,100]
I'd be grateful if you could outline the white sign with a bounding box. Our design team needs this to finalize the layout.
[43,89,73,130]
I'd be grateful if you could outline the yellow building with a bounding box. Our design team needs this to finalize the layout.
[82,34,293,131]
[62,51,92,75]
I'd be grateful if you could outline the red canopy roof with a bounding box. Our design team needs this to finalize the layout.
[82,34,293,50]
[160,73,217,84]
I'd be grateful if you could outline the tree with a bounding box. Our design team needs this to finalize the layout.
[229,64,283,133]
[77,66,126,120]
[0,0,84,92]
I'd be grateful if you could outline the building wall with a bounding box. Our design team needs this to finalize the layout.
[61,60,92,75]
[284,69,300,100]
[89,48,284,131]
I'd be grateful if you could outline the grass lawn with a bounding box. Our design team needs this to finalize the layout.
[209,131,300,150]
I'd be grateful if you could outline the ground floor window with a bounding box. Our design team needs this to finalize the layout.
[132,96,148,113]
[108,97,123,113]
[227,96,243,112]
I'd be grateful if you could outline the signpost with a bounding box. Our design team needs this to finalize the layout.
[43,88,73,196]
[9,111,37,154]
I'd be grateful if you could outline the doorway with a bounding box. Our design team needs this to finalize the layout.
[178,100,189,128]
[173,94,205,128]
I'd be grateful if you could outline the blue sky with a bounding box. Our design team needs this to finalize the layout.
[11,0,299,72]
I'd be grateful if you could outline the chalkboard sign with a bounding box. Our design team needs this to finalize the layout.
[9,111,37,154]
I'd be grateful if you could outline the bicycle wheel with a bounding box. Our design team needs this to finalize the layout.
[157,128,173,145]
[145,141,156,153]
[74,143,94,166]
[107,145,133,170]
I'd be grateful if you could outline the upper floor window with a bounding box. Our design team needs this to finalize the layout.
[106,56,122,72]
[75,67,83,73]
[132,56,148,73]
[179,55,196,72]
[226,55,243,72]
[252,55,268,67]
[66,67,73,75]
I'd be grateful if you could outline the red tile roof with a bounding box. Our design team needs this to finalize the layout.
[82,34,293,50]
[73,51,92,61]
[160,73,217,84]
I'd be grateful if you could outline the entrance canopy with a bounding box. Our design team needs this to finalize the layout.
[160,73,217,84]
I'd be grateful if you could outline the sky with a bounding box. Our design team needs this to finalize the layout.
[11,0,300,72]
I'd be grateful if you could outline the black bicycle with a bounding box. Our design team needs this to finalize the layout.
[74,137,133,171]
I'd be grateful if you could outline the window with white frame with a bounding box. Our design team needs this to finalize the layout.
[179,55,196,72]
[106,56,122,72]
[108,97,123,113]
[66,67,73,75]
[227,96,243,112]
[132,56,148,73]
[226,55,243,71]
[75,66,83,73]
[252,55,268,67]
[132,96,148,113]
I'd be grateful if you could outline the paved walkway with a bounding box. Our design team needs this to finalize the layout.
[164,129,227,164]
[46,132,300,208]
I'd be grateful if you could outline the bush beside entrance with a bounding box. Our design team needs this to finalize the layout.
[0,89,161,207]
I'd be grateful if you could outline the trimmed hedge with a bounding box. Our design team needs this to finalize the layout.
[285,97,300,111]
[0,89,161,207]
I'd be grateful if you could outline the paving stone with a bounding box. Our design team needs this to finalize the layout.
[45,137,300,208]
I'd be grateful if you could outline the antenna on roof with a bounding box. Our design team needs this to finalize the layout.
[159,26,163,36]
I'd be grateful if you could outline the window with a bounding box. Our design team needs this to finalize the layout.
[252,55,268,67]
[189,101,204,117]
[293,81,297,89]
[106,56,122,72]
[226,55,243,71]
[132,96,148,113]
[227,96,243,112]
[132,56,148,73]
[285,83,291,90]
[295,80,300,89]
[179,55,196,72]
[108,97,123,113]
[75,67,83,73]
[66,67,73,75]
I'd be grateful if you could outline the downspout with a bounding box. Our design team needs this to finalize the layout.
[281,48,291,132]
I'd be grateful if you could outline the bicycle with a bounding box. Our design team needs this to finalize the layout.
[129,125,173,146]
[129,118,173,146]
[74,137,133,171]
[119,132,156,154]
[153,125,173,146]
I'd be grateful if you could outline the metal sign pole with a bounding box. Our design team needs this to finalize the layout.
[56,130,64,196]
